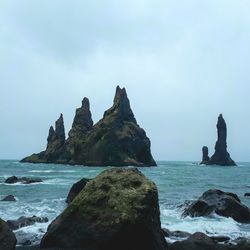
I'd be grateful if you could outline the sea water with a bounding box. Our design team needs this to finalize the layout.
[0,160,250,246]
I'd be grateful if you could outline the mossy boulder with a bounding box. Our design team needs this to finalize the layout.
[66,178,91,203]
[0,218,17,250]
[40,168,167,250]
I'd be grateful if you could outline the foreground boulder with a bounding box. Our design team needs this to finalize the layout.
[0,218,17,250]
[5,176,43,184]
[66,178,91,203]
[40,168,167,250]
[183,189,250,223]
[21,86,156,167]
[200,114,236,166]
[7,216,48,230]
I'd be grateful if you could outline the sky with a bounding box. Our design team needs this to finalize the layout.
[0,0,250,162]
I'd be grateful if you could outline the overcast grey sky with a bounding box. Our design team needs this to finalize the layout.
[0,0,250,161]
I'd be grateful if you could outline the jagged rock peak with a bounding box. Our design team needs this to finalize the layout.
[69,97,93,138]
[81,97,90,109]
[114,85,128,103]
[104,85,137,124]
[55,113,65,141]
[216,114,227,150]
[47,126,55,143]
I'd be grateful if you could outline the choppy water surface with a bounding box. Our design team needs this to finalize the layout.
[0,160,250,245]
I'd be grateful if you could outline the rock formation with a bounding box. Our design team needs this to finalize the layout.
[40,168,167,250]
[0,218,17,250]
[1,195,16,202]
[21,86,156,167]
[21,114,66,163]
[200,146,210,164]
[66,178,91,203]
[200,114,236,166]
[7,216,48,230]
[183,189,250,223]
[5,176,43,184]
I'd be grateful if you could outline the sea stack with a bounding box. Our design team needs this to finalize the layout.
[200,114,236,166]
[200,146,210,164]
[21,86,156,167]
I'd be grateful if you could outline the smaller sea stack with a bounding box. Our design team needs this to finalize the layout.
[200,114,236,166]
[200,146,210,164]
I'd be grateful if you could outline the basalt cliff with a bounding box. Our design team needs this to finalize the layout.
[21,86,156,167]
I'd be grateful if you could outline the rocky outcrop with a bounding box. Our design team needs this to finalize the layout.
[40,168,167,250]
[162,228,191,239]
[21,114,66,164]
[183,189,250,223]
[7,216,48,230]
[66,178,91,203]
[0,218,17,250]
[200,114,236,166]
[1,195,16,201]
[21,86,156,167]
[79,86,156,166]
[5,176,43,184]
[169,232,250,250]
[200,146,210,164]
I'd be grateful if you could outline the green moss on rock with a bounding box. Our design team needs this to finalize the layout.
[40,168,167,250]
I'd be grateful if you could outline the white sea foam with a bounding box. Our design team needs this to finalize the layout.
[161,207,250,241]
[29,170,76,173]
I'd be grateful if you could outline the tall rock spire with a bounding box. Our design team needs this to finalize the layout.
[201,114,236,166]
[104,86,137,124]
[68,97,93,140]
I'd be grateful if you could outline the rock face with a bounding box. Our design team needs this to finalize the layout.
[7,216,48,230]
[169,232,250,250]
[200,146,210,164]
[200,114,236,166]
[21,86,156,167]
[183,189,250,223]
[21,114,66,164]
[5,176,43,184]
[0,218,17,250]
[66,178,90,203]
[40,168,167,250]
[1,195,16,202]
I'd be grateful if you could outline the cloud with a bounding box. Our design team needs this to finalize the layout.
[0,0,250,161]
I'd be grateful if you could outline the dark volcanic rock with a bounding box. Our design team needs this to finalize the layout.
[66,97,94,164]
[169,233,250,250]
[7,216,48,230]
[201,114,236,166]
[21,86,156,167]
[169,232,219,250]
[200,146,210,164]
[244,193,250,197]
[21,114,66,163]
[183,189,250,223]
[0,218,17,250]
[40,168,167,250]
[78,86,156,166]
[5,176,43,184]
[1,195,16,201]
[66,178,91,203]
[162,228,191,238]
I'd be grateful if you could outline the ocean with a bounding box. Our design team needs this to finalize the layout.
[0,160,250,246]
